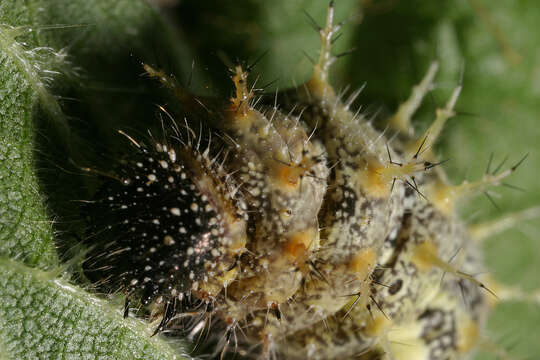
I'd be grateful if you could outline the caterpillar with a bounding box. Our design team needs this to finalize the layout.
[78,2,538,360]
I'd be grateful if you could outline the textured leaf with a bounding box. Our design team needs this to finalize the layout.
[0,16,60,269]
[0,0,193,358]
[0,257,185,360]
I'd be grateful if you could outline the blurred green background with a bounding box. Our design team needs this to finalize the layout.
[0,0,539,359]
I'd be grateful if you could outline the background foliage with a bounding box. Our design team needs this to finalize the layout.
[0,0,539,359]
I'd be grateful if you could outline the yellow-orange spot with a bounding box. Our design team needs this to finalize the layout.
[226,105,258,133]
[199,266,239,296]
[348,247,376,280]
[357,157,391,199]
[273,163,306,188]
[285,239,307,260]
[427,181,457,215]
[271,154,316,191]
[283,231,315,262]
[364,314,392,337]
[306,76,336,102]
[375,161,421,187]
[358,156,421,199]
[359,154,435,200]
[457,319,479,353]
[279,164,300,186]
[411,241,439,272]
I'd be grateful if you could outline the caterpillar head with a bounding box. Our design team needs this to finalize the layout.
[82,124,247,308]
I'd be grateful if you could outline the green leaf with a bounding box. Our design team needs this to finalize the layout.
[0,0,193,358]
[0,257,185,360]
[173,0,360,92]
[0,12,60,268]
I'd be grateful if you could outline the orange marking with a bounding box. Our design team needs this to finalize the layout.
[364,314,392,337]
[458,319,479,352]
[283,230,317,265]
[284,234,308,260]
[411,241,439,272]
[357,157,391,199]
[348,247,376,280]
[273,163,306,188]
[230,65,252,115]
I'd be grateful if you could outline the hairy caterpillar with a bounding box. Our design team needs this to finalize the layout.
[74,2,540,360]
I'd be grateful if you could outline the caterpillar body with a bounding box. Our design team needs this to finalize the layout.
[82,3,530,360]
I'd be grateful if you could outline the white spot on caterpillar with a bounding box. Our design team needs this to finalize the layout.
[169,149,176,162]
[163,235,175,245]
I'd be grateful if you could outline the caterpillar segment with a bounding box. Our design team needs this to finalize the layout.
[219,64,330,310]
[269,3,491,359]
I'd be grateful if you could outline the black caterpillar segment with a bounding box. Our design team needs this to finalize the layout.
[83,125,247,313]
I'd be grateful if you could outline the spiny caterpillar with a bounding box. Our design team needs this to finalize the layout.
[81,3,532,360]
